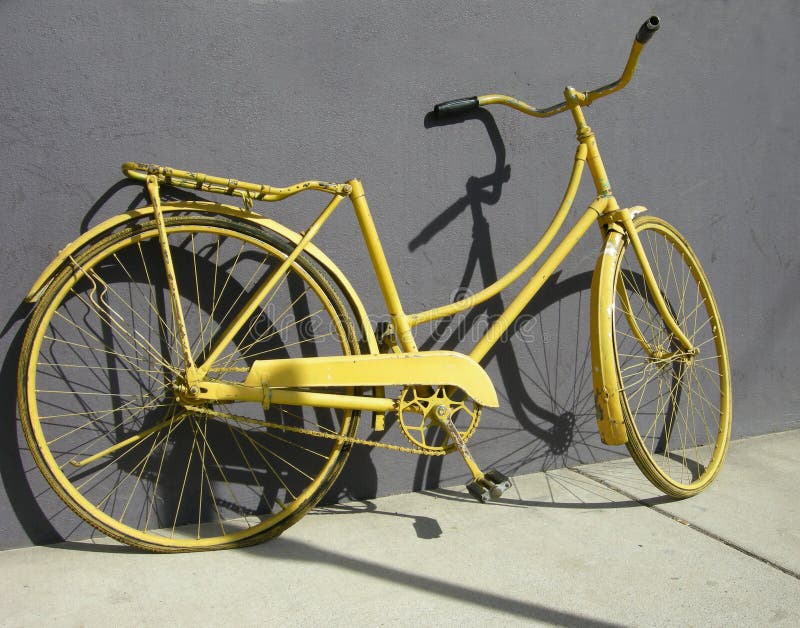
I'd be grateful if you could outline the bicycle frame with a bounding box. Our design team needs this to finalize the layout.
[359,138,604,362]
[17,15,733,549]
[355,88,691,355]
[28,16,690,429]
[163,84,691,417]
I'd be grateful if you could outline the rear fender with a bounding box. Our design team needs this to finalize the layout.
[25,201,380,355]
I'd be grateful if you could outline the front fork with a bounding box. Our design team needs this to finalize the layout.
[615,210,694,352]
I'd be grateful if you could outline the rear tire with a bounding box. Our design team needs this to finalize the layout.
[18,216,360,551]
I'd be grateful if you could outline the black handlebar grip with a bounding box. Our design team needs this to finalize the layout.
[635,15,660,44]
[434,96,480,118]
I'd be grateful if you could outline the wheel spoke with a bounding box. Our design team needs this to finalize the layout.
[20,217,359,550]
[613,218,730,496]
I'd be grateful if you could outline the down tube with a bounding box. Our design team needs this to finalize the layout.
[469,200,605,363]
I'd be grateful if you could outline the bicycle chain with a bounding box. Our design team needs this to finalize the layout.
[183,404,448,456]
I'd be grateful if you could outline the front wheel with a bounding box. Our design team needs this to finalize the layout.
[610,216,731,497]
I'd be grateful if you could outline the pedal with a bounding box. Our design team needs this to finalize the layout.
[466,480,491,503]
[466,468,512,503]
[484,468,512,498]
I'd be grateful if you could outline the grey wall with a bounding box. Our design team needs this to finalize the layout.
[1,0,798,549]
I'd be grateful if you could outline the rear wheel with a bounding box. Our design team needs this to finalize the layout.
[18,216,360,551]
[611,216,731,497]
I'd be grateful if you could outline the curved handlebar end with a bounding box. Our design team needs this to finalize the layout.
[434,96,480,119]
[635,16,660,45]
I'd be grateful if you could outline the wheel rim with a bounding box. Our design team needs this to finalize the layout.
[613,217,731,493]
[21,218,358,549]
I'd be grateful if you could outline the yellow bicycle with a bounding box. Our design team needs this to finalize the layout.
[17,16,731,551]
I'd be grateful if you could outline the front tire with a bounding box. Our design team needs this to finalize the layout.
[610,216,731,497]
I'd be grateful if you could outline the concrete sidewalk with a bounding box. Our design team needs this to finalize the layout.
[1,430,798,627]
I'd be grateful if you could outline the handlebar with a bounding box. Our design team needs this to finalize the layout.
[434,16,660,120]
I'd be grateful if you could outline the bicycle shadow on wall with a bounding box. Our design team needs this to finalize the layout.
[2,121,644,550]
[409,109,623,493]
[0,112,618,550]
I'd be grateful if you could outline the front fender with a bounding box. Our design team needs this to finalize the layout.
[26,201,380,355]
[590,229,629,446]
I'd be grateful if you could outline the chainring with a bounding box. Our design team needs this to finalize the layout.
[397,385,481,453]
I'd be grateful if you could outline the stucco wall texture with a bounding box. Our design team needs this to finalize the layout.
[1,1,797,548]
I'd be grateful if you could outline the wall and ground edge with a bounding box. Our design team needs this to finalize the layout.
[1,0,798,549]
